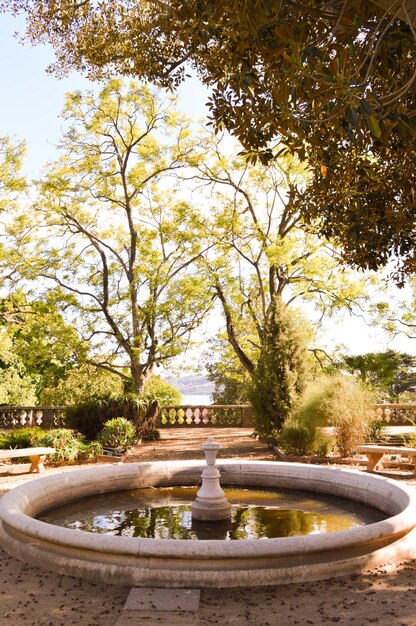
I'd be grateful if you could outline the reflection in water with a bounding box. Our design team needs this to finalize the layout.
[39,486,386,541]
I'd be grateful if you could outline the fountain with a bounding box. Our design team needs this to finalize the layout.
[1,438,416,587]
[191,436,231,521]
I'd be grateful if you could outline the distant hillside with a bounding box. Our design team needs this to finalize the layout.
[167,375,214,395]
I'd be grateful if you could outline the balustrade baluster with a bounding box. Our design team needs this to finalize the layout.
[1,403,415,432]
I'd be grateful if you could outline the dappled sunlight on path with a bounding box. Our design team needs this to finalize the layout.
[126,427,276,462]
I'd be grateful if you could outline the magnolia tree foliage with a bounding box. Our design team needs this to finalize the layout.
[12,80,212,395]
[4,0,416,274]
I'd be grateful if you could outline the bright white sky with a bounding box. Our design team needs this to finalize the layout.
[0,11,414,361]
[0,13,209,174]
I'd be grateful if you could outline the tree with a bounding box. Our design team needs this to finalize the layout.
[6,1,416,273]
[339,350,416,400]
[39,368,180,406]
[14,80,212,395]
[0,330,37,405]
[0,136,25,209]
[39,364,123,405]
[143,375,181,405]
[249,295,308,435]
[190,137,376,433]
[0,290,86,399]
[370,277,416,337]
[204,335,251,405]
[0,136,26,285]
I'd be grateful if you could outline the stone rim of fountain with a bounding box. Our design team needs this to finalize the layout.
[1,460,416,587]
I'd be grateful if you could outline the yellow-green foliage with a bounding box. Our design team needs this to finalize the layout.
[292,374,374,457]
[294,376,337,430]
[278,424,317,456]
[278,418,335,457]
[40,365,123,406]
[144,376,181,406]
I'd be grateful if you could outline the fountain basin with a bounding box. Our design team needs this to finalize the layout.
[39,485,385,539]
[1,460,416,587]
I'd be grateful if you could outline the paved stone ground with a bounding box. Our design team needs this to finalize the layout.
[1,427,416,625]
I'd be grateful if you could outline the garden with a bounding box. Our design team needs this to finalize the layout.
[0,1,415,623]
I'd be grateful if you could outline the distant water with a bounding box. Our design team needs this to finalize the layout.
[180,393,212,405]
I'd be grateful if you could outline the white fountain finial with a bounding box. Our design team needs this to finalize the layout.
[191,436,231,521]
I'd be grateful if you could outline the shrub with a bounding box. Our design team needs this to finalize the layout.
[402,418,416,448]
[83,439,104,458]
[64,394,121,440]
[0,427,46,463]
[290,374,374,457]
[300,375,374,457]
[140,426,161,442]
[367,419,385,442]
[64,393,145,440]
[293,377,336,431]
[279,424,317,455]
[0,427,101,464]
[64,391,164,441]
[277,422,335,456]
[404,431,416,448]
[98,417,137,450]
[38,428,88,463]
[314,432,336,457]
[0,426,45,449]
[328,380,374,457]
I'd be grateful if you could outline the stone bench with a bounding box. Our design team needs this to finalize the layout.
[0,447,56,473]
[357,445,416,475]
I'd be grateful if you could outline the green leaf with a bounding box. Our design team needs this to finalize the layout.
[359,98,374,116]
[365,113,381,139]
[346,106,358,127]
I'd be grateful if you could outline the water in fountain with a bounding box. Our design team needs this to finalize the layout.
[38,485,386,540]
[38,438,385,540]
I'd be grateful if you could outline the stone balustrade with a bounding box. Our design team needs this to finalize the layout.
[0,403,415,431]
[158,404,254,428]
[373,403,416,426]
[0,406,65,430]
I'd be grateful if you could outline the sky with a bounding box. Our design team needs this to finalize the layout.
[0,14,91,174]
[0,13,209,175]
[0,11,414,361]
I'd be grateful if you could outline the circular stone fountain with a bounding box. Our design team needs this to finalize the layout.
[1,457,416,588]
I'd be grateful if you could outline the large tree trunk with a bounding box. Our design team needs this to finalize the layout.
[129,359,154,429]
[130,361,148,395]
